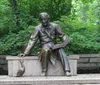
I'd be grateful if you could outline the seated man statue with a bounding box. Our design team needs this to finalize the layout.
[21,12,71,76]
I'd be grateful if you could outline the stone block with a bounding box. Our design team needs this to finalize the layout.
[3,65,8,71]
[6,55,79,77]
[79,54,100,58]
[0,55,6,59]
[78,58,89,63]
[47,60,64,76]
[77,63,99,68]
[1,74,100,85]
[78,54,100,70]
[69,60,77,76]
[90,58,100,63]
[0,60,7,65]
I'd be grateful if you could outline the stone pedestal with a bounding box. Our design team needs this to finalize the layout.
[6,55,79,77]
[1,74,100,85]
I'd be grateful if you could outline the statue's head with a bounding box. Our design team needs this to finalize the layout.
[39,12,50,27]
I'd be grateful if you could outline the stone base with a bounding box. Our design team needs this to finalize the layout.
[0,74,100,85]
[6,55,79,77]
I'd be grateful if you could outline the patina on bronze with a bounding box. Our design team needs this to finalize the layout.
[16,56,25,77]
[20,12,72,76]
[52,37,72,50]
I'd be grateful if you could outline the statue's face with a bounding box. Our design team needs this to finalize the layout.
[40,16,49,27]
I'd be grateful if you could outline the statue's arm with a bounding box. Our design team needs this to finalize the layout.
[55,24,69,41]
[24,28,39,55]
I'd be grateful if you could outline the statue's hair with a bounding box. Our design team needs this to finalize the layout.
[39,12,50,20]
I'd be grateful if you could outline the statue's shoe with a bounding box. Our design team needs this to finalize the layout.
[41,72,46,76]
[65,71,71,77]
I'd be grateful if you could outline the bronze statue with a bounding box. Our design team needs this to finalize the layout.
[20,12,71,76]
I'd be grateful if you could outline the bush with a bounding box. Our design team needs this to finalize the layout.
[54,16,100,54]
[0,26,40,55]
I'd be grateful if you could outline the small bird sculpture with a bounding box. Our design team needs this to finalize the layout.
[16,57,25,77]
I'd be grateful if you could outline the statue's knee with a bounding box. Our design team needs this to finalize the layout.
[42,47,50,52]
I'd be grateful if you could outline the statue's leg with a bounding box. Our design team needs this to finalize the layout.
[59,48,71,76]
[41,46,50,76]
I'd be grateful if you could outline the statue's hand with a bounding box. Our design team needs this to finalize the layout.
[18,53,26,57]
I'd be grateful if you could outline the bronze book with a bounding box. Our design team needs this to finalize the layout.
[52,37,72,50]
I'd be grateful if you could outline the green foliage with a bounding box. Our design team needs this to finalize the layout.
[0,0,13,36]
[0,0,100,55]
[0,0,72,34]
[0,25,40,55]
[69,31,100,54]
[21,0,72,20]
[55,16,100,54]
[54,0,100,54]
[0,26,33,55]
